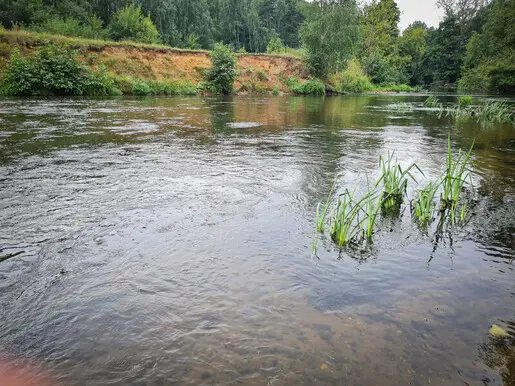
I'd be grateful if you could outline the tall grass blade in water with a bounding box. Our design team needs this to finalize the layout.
[412,180,441,225]
[329,189,369,247]
[361,177,382,240]
[315,182,336,233]
[478,101,514,124]
[425,96,515,126]
[376,152,423,211]
[441,137,474,222]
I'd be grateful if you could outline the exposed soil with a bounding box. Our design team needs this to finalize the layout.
[0,34,309,94]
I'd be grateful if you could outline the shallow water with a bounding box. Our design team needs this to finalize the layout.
[0,95,514,385]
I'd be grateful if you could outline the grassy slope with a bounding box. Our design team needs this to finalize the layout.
[0,30,309,94]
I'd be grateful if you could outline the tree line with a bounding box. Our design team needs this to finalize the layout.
[0,0,513,93]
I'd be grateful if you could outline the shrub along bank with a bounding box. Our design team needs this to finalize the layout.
[0,31,420,96]
[0,32,317,96]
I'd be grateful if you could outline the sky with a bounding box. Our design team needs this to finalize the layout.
[396,0,445,30]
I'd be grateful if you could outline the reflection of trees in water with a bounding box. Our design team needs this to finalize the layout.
[480,320,515,386]
[291,96,386,205]
[209,96,236,133]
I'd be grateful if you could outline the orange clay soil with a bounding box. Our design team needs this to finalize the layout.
[0,36,309,93]
[92,48,309,93]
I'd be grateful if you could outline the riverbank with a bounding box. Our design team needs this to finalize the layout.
[0,30,423,96]
[0,30,310,96]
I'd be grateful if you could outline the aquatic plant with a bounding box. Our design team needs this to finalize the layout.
[360,187,382,240]
[458,96,473,107]
[313,182,380,254]
[424,95,444,109]
[376,152,422,210]
[329,189,369,247]
[315,182,336,233]
[424,96,514,125]
[411,180,441,225]
[313,140,475,254]
[478,101,514,124]
[441,137,474,220]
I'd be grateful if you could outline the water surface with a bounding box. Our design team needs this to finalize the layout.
[0,95,514,385]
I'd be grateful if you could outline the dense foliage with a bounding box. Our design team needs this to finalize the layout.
[299,0,361,79]
[206,43,237,94]
[0,0,513,93]
[1,45,92,95]
[459,0,515,93]
[108,3,159,44]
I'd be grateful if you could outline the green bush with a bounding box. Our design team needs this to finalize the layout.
[266,37,285,54]
[87,65,122,96]
[206,43,237,95]
[0,45,91,95]
[185,33,201,50]
[30,15,107,40]
[108,3,160,44]
[132,79,153,95]
[285,77,325,95]
[330,59,373,93]
[459,59,515,94]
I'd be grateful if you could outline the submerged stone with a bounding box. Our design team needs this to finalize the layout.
[489,324,509,338]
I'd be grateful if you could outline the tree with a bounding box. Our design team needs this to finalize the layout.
[436,0,488,24]
[359,0,405,84]
[275,0,304,47]
[399,22,428,85]
[206,43,237,94]
[460,0,515,93]
[421,16,464,86]
[299,0,361,79]
[108,3,159,44]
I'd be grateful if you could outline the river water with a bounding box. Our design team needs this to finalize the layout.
[0,95,514,385]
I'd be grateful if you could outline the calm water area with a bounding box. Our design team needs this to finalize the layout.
[0,95,514,385]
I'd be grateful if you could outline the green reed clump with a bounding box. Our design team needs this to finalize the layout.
[458,96,473,107]
[424,95,444,109]
[329,189,368,247]
[478,101,514,124]
[313,183,381,254]
[315,182,335,233]
[360,188,382,240]
[425,96,514,125]
[376,152,422,211]
[441,137,474,222]
[411,180,441,224]
[313,139,475,254]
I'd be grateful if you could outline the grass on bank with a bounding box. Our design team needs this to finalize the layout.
[329,59,422,94]
[0,29,207,54]
[0,30,423,96]
[0,44,197,96]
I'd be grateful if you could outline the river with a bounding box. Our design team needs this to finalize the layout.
[0,95,514,385]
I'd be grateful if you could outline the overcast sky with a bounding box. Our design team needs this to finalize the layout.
[396,0,444,30]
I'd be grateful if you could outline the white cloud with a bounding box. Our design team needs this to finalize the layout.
[396,0,444,30]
